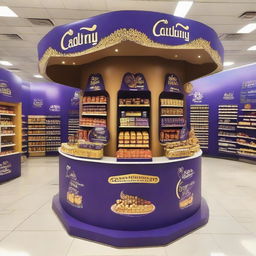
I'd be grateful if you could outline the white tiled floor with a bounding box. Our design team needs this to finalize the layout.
[0,156,255,256]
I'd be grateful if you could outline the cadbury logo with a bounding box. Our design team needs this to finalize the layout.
[0,82,11,97]
[61,25,98,50]
[153,19,190,42]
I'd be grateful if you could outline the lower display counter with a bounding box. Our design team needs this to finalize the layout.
[53,149,208,247]
[0,153,21,183]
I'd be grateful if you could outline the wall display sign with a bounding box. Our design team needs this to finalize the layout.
[85,73,105,92]
[0,80,12,98]
[0,68,22,103]
[240,80,256,104]
[33,98,44,108]
[88,127,110,145]
[120,73,148,91]
[164,73,182,93]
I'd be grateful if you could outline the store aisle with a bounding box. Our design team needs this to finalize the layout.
[0,157,255,256]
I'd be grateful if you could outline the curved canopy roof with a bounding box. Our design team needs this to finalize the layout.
[38,10,224,88]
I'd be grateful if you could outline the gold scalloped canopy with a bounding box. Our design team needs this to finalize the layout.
[39,28,223,87]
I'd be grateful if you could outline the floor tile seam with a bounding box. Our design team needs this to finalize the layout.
[0,231,12,242]
[0,183,51,211]
[65,238,75,256]
[12,201,51,231]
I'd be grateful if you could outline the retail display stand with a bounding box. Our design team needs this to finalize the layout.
[237,103,256,161]
[21,115,28,161]
[28,115,61,156]
[0,102,22,182]
[117,73,152,161]
[79,74,109,141]
[37,10,224,247]
[159,74,185,144]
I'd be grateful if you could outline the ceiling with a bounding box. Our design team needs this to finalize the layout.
[0,0,255,83]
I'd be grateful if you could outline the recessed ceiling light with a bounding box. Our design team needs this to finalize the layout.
[174,1,193,18]
[223,61,234,66]
[61,61,65,64]
[72,62,76,65]
[0,60,13,66]
[0,6,18,17]
[237,23,256,33]
[33,74,43,78]
[247,45,256,50]
[198,55,201,58]
[115,49,119,52]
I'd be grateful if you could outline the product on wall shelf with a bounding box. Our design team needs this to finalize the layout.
[68,110,79,136]
[217,105,238,155]
[21,115,28,160]
[28,115,61,156]
[189,105,209,150]
[237,104,256,160]
[0,103,21,157]
[116,73,152,161]
[79,81,109,141]
[159,84,185,144]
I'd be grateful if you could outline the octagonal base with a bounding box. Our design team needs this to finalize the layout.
[52,194,209,247]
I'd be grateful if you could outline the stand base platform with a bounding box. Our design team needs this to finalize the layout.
[52,194,209,247]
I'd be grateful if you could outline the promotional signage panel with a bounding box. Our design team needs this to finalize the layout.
[0,154,21,183]
[85,73,105,92]
[59,154,201,231]
[120,72,148,91]
[164,73,182,93]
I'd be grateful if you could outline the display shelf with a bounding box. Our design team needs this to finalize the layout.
[0,152,19,157]
[218,123,237,125]
[218,139,236,143]
[83,102,107,105]
[218,134,237,138]
[237,142,256,148]
[239,115,256,118]
[237,126,256,130]
[241,109,256,111]
[0,113,16,116]
[28,134,46,136]
[1,144,16,148]
[119,104,150,107]
[237,136,256,140]
[80,125,106,128]
[161,125,185,128]
[161,115,183,117]
[28,122,46,125]
[119,126,150,128]
[189,104,209,151]
[0,125,16,127]
[117,87,151,160]
[81,113,107,116]
[0,103,22,158]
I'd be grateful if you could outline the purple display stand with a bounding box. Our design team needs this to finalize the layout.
[53,195,208,247]
[52,150,208,247]
[0,153,21,183]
